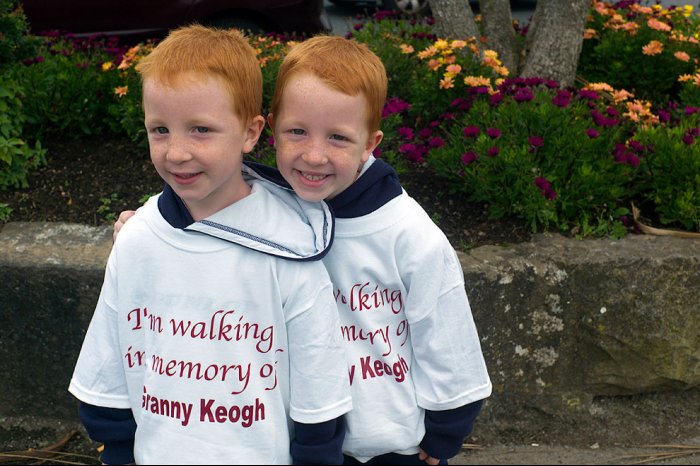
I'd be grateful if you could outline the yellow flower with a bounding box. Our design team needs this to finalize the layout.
[678,74,693,82]
[642,40,664,55]
[434,39,449,50]
[400,44,414,54]
[483,49,499,59]
[439,76,454,89]
[495,66,509,77]
[114,86,128,97]
[101,61,114,72]
[674,51,690,62]
[683,5,693,17]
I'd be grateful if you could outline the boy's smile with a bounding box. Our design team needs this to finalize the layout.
[270,73,383,203]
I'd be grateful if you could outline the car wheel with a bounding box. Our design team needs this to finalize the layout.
[382,0,430,15]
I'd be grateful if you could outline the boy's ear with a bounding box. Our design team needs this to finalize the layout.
[266,113,275,134]
[242,115,266,154]
[363,130,384,162]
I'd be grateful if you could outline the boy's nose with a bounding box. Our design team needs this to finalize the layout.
[166,137,193,163]
[301,142,329,165]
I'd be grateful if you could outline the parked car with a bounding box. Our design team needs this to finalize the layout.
[21,0,330,40]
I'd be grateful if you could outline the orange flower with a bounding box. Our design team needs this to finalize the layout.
[584,82,614,93]
[583,28,598,39]
[114,86,128,97]
[400,44,414,54]
[611,89,634,103]
[642,40,664,55]
[674,51,690,62]
[417,46,438,60]
[439,76,454,89]
[647,18,671,32]
[463,76,491,87]
[445,64,462,76]
[428,59,441,71]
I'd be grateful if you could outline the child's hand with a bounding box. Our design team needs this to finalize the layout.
[113,210,136,242]
[418,448,440,465]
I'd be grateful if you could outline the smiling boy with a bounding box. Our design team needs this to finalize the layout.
[70,26,351,465]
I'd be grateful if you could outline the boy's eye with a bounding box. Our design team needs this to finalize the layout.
[195,127,209,134]
[290,129,305,136]
[330,134,348,142]
[155,127,168,134]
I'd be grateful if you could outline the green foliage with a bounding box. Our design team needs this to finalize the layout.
[4,35,129,139]
[578,1,699,105]
[427,82,638,236]
[0,202,11,221]
[0,78,47,189]
[97,193,120,222]
[634,113,700,231]
[3,4,699,237]
[0,0,40,66]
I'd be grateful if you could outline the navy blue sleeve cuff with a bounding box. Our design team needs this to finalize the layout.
[419,399,484,460]
[291,417,345,465]
[78,402,136,464]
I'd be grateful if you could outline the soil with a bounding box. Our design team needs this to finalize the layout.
[2,136,699,465]
[0,135,533,249]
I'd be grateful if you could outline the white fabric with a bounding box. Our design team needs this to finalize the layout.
[69,188,351,465]
[324,191,492,461]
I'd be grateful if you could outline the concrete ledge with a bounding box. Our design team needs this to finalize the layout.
[1,222,699,446]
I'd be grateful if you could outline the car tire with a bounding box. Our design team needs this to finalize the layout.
[382,0,430,15]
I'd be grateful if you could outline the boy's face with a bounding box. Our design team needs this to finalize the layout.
[143,74,264,220]
[270,73,383,203]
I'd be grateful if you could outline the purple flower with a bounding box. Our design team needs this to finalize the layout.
[267,136,275,146]
[586,129,600,138]
[382,97,411,118]
[628,140,645,153]
[529,136,544,152]
[683,134,695,145]
[545,80,560,89]
[578,89,599,100]
[552,90,571,108]
[463,125,481,138]
[513,88,534,102]
[489,92,504,106]
[606,106,620,117]
[428,137,445,149]
[418,128,433,139]
[686,107,699,116]
[451,98,471,110]
[398,127,414,140]
[534,177,557,200]
[461,151,478,165]
[487,146,500,157]
[400,143,427,163]
[486,127,501,139]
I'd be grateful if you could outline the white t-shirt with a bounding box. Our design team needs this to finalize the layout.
[69,186,352,464]
[324,190,492,461]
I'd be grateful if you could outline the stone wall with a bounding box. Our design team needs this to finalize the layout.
[1,222,699,445]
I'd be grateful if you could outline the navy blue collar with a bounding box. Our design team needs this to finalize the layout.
[328,158,403,218]
[157,183,194,229]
